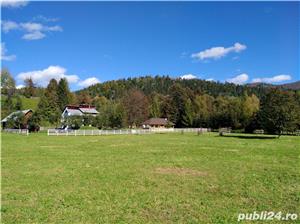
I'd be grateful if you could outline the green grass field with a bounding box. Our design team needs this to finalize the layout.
[1,132,299,223]
[1,95,40,111]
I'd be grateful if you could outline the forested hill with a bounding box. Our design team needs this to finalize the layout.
[247,81,300,91]
[76,76,270,99]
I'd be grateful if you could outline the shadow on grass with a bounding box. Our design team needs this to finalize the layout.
[218,134,278,139]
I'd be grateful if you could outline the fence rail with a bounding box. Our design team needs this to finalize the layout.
[2,128,29,135]
[47,128,209,136]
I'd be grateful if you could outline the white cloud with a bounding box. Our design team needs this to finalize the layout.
[33,15,59,23]
[226,73,249,85]
[206,78,214,82]
[20,22,62,32]
[78,77,100,88]
[252,74,292,83]
[22,31,46,40]
[17,66,79,87]
[20,22,43,32]
[180,74,197,80]
[16,84,25,89]
[1,20,19,32]
[1,0,28,8]
[2,20,62,40]
[45,25,62,32]
[191,42,247,60]
[0,42,16,61]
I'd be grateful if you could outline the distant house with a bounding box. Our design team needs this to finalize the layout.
[62,105,99,120]
[1,109,33,129]
[142,118,174,129]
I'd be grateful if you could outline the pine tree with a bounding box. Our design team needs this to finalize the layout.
[15,95,23,110]
[169,84,189,127]
[57,78,72,111]
[35,79,61,125]
[24,78,36,98]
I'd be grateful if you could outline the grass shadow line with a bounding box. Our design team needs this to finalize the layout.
[218,134,278,139]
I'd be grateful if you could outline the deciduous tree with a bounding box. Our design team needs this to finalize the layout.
[122,89,149,127]
[1,68,15,96]
[258,89,299,137]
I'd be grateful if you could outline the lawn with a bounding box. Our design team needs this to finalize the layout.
[1,96,40,111]
[1,132,299,223]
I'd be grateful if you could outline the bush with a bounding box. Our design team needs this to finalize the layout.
[27,112,41,132]
[244,114,261,133]
[6,112,26,129]
[64,115,83,130]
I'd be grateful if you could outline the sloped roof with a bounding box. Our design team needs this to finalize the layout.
[1,109,33,122]
[143,118,174,126]
[63,105,99,116]
[79,107,99,114]
[65,108,83,116]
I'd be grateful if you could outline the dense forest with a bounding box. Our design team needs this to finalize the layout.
[1,68,300,135]
[77,75,271,100]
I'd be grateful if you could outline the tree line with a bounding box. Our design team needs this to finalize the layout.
[1,68,300,136]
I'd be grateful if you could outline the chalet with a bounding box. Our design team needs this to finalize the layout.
[142,118,174,129]
[62,105,99,120]
[1,109,33,129]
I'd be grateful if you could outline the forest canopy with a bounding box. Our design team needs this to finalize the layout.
[1,69,300,135]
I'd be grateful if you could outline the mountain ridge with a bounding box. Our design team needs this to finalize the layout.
[246,81,300,90]
[77,76,300,101]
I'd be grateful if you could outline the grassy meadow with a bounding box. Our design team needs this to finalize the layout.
[1,132,299,223]
[1,96,40,111]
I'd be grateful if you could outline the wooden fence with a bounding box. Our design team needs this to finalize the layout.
[2,128,29,135]
[47,128,209,136]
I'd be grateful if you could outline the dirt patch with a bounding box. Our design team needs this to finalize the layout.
[154,167,208,176]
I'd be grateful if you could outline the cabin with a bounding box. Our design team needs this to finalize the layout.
[142,118,174,129]
[61,105,99,120]
[1,109,33,129]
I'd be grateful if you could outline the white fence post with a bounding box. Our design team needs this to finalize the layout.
[46,127,214,137]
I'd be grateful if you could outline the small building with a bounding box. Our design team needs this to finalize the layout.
[1,109,33,129]
[62,105,99,120]
[142,118,174,129]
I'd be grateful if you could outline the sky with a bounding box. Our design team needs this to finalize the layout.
[1,1,299,90]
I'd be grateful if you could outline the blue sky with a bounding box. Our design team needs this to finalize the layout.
[1,1,299,90]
